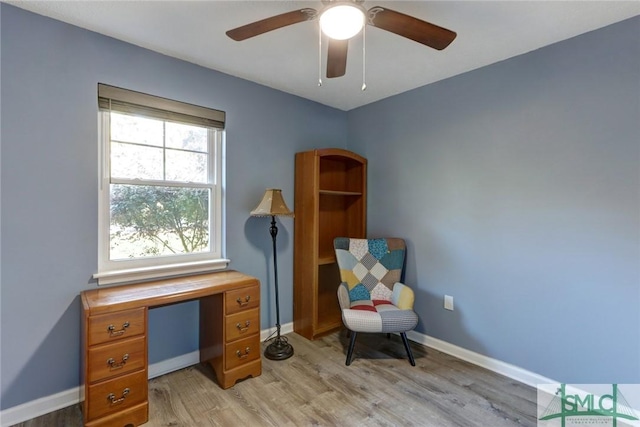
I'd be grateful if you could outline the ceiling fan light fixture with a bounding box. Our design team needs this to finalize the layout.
[320,4,365,40]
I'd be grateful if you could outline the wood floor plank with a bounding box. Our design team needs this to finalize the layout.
[11,331,537,427]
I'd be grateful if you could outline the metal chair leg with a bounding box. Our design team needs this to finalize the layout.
[400,332,416,366]
[346,331,357,365]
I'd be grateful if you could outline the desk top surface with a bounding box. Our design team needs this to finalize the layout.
[82,270,258,314]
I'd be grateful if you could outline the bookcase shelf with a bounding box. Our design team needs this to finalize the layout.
[319,189,363,196]
[317,255,337,265]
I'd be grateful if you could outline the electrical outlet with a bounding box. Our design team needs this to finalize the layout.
[444,295,454,311]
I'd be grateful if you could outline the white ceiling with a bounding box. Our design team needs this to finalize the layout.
[6,1,640,111]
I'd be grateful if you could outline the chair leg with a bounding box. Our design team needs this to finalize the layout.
[400,332,416,366]
[346,331,357,366]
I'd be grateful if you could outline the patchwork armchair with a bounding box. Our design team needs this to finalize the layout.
[334,237,418,366]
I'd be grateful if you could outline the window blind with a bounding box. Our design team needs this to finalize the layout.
[98,83,225,129]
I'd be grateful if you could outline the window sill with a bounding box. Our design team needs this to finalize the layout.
[93,258,231,286]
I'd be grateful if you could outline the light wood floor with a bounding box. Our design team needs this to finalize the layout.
[14,331,537,426]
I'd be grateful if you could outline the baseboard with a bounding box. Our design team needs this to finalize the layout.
[1,323,546,426]
[0,386,81,427]
[406,330,555,388]
[147,350,200,379]
[260,321,294,341]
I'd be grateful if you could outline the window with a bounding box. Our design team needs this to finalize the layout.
[94,84,227,285]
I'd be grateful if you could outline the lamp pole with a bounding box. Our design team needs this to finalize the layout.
[250,188,294,360]
[264,214,294,360]
[270,215,282,341]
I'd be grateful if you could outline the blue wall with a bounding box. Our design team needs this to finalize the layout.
[0,4,346,409]
[347,16,640,384]
[1,3,638,412]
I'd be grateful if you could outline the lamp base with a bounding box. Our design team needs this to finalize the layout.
[264,335,294,360]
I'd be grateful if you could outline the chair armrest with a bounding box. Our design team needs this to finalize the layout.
[392,282,415,310]
[337,282,351,310]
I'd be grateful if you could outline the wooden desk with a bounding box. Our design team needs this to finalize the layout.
[81,270,262,427]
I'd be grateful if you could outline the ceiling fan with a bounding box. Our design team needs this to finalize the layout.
[226,0,457,80]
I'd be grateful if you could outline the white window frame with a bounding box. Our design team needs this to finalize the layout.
[94,93,228,286]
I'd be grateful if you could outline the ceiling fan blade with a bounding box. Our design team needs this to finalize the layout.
[226,9,317,41]
[368,7,456,50]
[326,38,348,78]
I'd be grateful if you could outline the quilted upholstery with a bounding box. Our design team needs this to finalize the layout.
[334,237,418,365]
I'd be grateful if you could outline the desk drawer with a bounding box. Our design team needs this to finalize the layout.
[225,285,260,315]
[88,308,145,346]
[225,335,260,371]
[88,336,146,383]
[86,369,147,421]
[225,308,260,342]
[84,402,148,427]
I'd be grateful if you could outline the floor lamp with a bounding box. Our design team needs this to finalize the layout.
[250,188,295,360]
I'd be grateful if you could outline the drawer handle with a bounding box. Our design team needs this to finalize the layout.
[236,295,251,307]
[107,354,129,370]
[107,321,130,337]
[107,388,130,405]
[236,347,251,359]
[236,320,251,332]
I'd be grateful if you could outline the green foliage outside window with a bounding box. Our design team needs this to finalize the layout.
[110,184,210,259]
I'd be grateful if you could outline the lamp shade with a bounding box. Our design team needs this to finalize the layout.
[320,4,365,40]
[250,189,294,217]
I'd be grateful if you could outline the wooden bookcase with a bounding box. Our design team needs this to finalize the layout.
[294,148,367,339]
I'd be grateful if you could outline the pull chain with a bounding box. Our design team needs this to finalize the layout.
[362,24,367,91]
[318,24,323,87]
